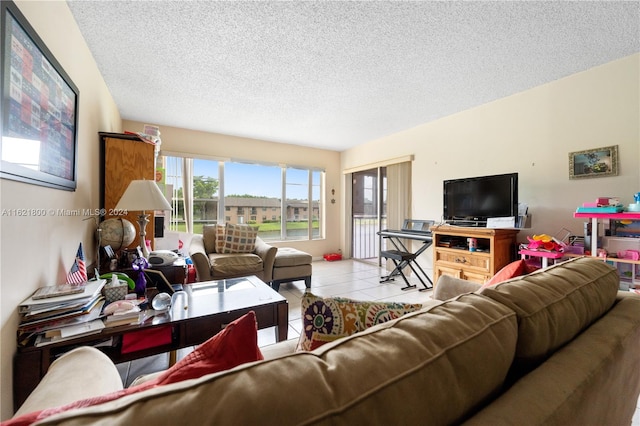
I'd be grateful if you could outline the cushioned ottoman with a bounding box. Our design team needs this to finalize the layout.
[271,247,312,291]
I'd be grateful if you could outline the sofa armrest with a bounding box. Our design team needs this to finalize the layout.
[432,275,482,301]
[14,347,124,417]
[189,234,212,282]
[254,237,277,283]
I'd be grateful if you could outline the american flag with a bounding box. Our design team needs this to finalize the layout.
[66,243,88,284]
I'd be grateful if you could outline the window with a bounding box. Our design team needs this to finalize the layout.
[224,161,281,238]
[284,167,322,241]
[161,157,220,234]
[161,155,324,241]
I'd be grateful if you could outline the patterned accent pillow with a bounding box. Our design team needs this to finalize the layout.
[297,292,423,351]
[202,223,227,253]
[214,223,226,253]
[221,223,258,254]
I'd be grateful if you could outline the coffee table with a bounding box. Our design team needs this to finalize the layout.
[13,275,288,411]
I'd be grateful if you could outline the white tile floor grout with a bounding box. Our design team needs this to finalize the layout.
[117,259,640,423]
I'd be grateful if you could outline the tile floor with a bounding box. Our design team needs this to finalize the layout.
[116,259,640,423]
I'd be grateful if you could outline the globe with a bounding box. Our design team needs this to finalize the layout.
[99,218,136,250]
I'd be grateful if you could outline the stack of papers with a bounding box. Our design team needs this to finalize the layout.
[18,279,106,346]
[104,305,141,328]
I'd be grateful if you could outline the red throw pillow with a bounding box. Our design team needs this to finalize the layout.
[5,311,263,426]
[482,260,527,288]
[150,310,263,385]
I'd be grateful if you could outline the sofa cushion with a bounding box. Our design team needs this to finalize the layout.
[274,247,312,267]
[464,292,640,426]
[39,293,518,425]
[433,274,482,301]
[208,253,263,278]
[479,256,619,374]
[221,223,258,254]
[296,292,424,351]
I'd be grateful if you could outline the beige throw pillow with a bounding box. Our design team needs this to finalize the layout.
[202,225,217,254]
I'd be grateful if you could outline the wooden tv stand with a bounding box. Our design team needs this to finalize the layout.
[430,225,519,285]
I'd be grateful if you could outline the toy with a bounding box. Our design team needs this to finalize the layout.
[131,256,150,297]
[526,234,563,252]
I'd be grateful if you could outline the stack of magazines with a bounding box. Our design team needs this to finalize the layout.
[17,279,107,347]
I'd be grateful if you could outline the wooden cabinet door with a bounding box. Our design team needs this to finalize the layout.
[101,133,155,251]
[434,263,463,283]
[461,270,489,284]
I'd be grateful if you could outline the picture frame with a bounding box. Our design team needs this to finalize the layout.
[0,1,79,191]
[569,145,618,180]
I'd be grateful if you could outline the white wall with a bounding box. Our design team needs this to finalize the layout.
[0,1,121,419]
[341,54,640,268]
[123,120,343,257]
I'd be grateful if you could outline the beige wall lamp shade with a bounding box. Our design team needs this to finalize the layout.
[115,180,172,258]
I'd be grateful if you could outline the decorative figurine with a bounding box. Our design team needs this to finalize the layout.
[131,256,150,297]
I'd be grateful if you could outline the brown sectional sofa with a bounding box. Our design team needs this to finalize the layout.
[11,257,640,425]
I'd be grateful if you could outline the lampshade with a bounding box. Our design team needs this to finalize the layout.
[115,180,172,212]
[115,180,172,259]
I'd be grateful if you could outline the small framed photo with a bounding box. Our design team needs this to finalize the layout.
[102,245,115,260]
[569,145,618,179]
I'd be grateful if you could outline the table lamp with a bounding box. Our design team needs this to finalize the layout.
[115,180,172,258]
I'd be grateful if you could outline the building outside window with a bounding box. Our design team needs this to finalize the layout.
[160,155,324,241]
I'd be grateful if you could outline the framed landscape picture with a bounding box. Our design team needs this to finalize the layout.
[0,1,79,191]
[569,145,618,180]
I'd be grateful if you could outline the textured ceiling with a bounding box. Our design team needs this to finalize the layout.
[66,1,640,152]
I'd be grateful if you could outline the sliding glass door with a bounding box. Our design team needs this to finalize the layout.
[351,167,386,262]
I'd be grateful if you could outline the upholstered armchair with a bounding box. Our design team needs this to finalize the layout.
[189,224,277,283]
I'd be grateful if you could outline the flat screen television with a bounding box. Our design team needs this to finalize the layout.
[443,173,518,226]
